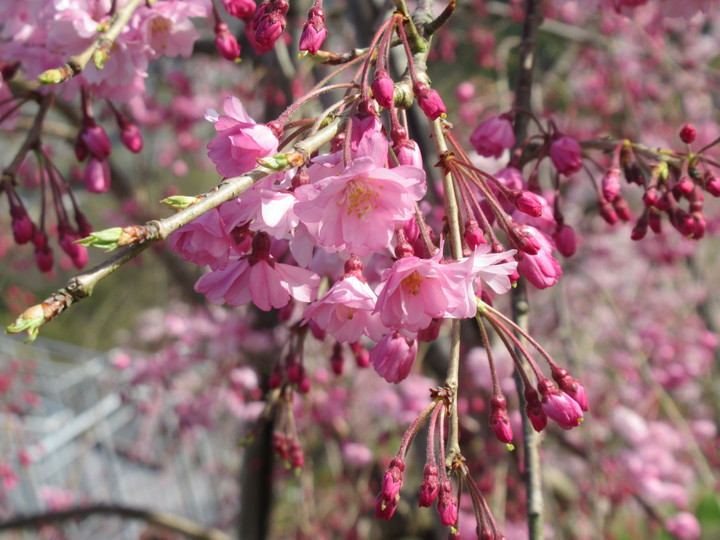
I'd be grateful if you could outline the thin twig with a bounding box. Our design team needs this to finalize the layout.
[0,503,232,540]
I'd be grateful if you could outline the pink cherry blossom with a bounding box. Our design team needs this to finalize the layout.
[375,245,516,333]
[206,96,279,178]
[194,234,320,311]
[665,512,701,540]
[169,206,244,270]
[294,154,426,256]
[302,275,386,343]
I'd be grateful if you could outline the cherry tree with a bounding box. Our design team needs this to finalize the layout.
[1,1,719,539]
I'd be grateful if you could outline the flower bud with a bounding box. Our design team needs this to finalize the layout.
[553,224,576,257]
[437,479,459,527]
[551,367,589,411]
[215,22,241,61]
[550,135,583,175]
[413,82,446,120]
[418,463,439,507]
[704,171,720,197]
[524,386,547,432]
[10,205,34,245]
[601,167,621,202]
[679,124,696,144]
[299,6,327,55]
[371,70,395,109]
[84,158,111,193]
[470,115,515,158]
[222,0,257,19]
[489,394,514,446]
[120,122,143,153]
[511,190,543,217]
[537,378,584,430]
[80,122,111,160]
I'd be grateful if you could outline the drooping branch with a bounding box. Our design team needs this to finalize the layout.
[5,117,346,341]
[0,503,232,540]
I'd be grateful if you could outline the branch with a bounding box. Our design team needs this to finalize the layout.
[510,0,545,539]
[5,117,346,341]
[0,503,232,540]
[38,0,145,84]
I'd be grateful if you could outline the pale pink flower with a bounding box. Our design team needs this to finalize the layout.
[84,157,111,193]
[370,332,417,383]
[194,233,320,311]
[470,115,515,158]
[665,512,701,540]
[294,152,426,256]
[169,206,243,270]
[375,245,516,333]
[206,96,278,178]
[302,275,386,343]
[135,0,207,59]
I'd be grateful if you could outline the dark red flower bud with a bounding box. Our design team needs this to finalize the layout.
[679,123,696,144]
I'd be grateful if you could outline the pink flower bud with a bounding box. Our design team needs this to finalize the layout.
[10,205,34,245]
[692,212,706,239]
[675,176,695,197]
[350,341,370,368]
[80,122,111,160]
[32,233,53,273]
[550,135,583,175]
[120,122,143,153]
[551,367,589,411]
[649,210,662,234]
[613,196,632,222]
[418,463,439,507]
[84,158,111,193]
[215,23,241,61]
[299,6,327,55]
[512,190,543,217]
[413,82,446,120]
[464,220,487,250]
[489,394,514,444]
[599,199,618,224]
[601,167,621,202]
[704,171,720,197]
[417,318,443,342]
[380,457,405,502]
[289,440,304,468]
[538,378,584,430]
[222,0,256,19]
[372,69,395,109]
[524,387,547,432]
[631,212,649,241]
[58,227,89,269]
[643,186,659,207]
[679,124,696,144]
[375,493,398,520]
[251,1,289,54]
[553,224,576,257]
[470,116,515,158]
[370,332,417,384]
[437,479,458,527]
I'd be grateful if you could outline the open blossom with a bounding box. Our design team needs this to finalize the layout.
[206,96,278,178]
[194,233,320,311]
[294,150,426,256]
[375,245,517,333]
[302,275,386,343]
[169,206,243,270]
